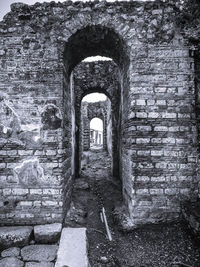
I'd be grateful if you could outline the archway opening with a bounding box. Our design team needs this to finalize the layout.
[90,118,103,149]
[80,92,113,167]
[80,90,113,178]
[62,24,130,222]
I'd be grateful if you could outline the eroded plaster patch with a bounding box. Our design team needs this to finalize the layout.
[14,158,46,186]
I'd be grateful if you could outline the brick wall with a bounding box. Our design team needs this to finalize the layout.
[0,0,199,226]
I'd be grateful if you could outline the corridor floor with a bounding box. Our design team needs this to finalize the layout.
[64,149,200,267]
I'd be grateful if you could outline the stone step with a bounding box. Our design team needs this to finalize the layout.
[55,228,90,267]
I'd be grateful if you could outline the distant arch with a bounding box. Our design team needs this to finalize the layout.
[90,117,104,147]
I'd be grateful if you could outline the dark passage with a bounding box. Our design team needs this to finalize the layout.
[64,149,200,267]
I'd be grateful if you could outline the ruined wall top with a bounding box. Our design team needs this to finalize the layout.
[0,0,185,46]
[2,0,180,22]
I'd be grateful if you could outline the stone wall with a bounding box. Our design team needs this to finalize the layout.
[0,0,199,226]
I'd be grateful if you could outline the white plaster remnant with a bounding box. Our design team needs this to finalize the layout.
[21,124,41,143]
[0,99,21,134]
[21,124,40,132]
[14,158,46,186]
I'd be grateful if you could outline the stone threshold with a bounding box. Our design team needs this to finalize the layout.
[55,227,90,267]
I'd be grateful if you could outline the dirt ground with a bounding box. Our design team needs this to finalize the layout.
[64,149,200,267]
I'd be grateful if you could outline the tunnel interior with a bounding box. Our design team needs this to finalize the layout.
[63,25,129,180]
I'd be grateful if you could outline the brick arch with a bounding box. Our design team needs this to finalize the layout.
[82,102,108,151]
[62,14,133,44]
[76,80,120,177]
[62,24,130,181]
[63,24,130,75]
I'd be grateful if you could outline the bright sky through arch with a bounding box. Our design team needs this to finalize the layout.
[82,93,107,132]
[82,93,107,103]
[83,56,112,62]
[90,118,103,132]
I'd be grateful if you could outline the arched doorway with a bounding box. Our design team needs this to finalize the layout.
[90,118,103,149]
[62,25,130,217]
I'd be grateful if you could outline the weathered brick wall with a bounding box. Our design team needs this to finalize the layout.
[127,46,198,225]
[0,0,199,226]
[0,3,65,225]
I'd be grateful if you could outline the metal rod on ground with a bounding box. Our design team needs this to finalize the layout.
[102,207,112,241]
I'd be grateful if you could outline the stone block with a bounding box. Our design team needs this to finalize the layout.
[43,189,60,195]
[21,245,58,262]
[162,137,175,144]
[55,228,89,267]
[12,188,29,195]
[46,150,57,156]
[0,50,5,56]
[18,150,33,156]
[137,150,150,156]
[136,112,147,118]
[1,247,20,258]
[19,201,33,207]
[0,226,33,249]
[136,189,149,195]
[42,201,58,207]
[155,162,167,169]
[3,189,11,196]
[137,125,152,131]
[165,188,178,195]
[147,99,155,105]
[34,223,62,243]
[162,112,176,119]
[136,138,150,144]
[0,257,24,267]
[137,176,150,182]
[0,163,6,168]
[150,189,164,195]
[151,150,163,156]
[148,112,160,118]
[169,126,179,132]
[33,201,41,207]
[151,176,165,182]
[156,100,166,105]
[151,138,162,143]
[136,99,146,105]
[154,126,168,132]
[30,189,43,195]
[154,87,166,93]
